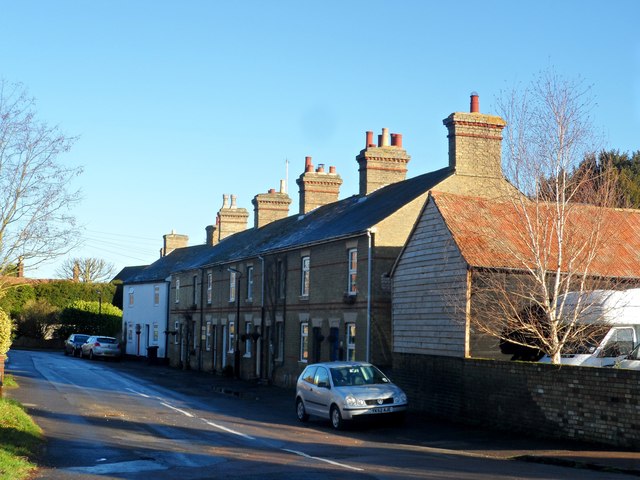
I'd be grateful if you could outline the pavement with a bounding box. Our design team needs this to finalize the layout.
[8,353,640,477]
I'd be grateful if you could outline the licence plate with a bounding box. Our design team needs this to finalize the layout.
[370,406,392,414]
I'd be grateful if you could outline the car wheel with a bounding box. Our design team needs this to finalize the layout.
[330,405,344,430]
[296,398,309,422]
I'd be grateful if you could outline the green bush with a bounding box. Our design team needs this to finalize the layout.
[57,300,122,339]
[34,281,116,310]
[0,285,36,319]
[0,308,12,356]
[14,299,57,339]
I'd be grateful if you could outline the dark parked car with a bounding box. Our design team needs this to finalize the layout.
[64,334,90,357]
[80,336,122,361]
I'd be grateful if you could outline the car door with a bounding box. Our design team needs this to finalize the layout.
[308,366,332,418]
[298,366,318,415]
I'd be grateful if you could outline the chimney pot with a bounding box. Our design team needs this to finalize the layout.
[329,166,336,174]
[305,156,314,172]
[269,188,275,194]
[470,92,480,113]
[279,179,286,193]
[222,194,229,208]
[317,163,325,173]
[381,128,390,147]
[230,194,237,208]
[365,131,373,148]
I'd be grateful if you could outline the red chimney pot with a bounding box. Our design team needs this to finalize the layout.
[470,92,480,113]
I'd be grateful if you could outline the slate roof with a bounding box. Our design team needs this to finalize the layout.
[123,167,452,284]
[111,265,147,283]
[432,191,640,279]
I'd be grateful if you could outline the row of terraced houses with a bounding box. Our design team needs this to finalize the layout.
[116,93,640,390]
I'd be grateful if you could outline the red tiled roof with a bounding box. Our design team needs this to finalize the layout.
[432,191,640,279]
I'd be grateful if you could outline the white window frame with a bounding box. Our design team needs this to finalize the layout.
[301,256,310,297]
[175,278,180,304]
[300,322,309,362]
[153,285,160,306]
[229,271,237,302]
[228,321,235,353]
[153,323,159,343]
[346,323,356,361]
[347,248,357,295]
[247,266,254,301]
[206,321,212,351]
[207,272,213,304]
[128,288,134,307]
[174,320,179,345]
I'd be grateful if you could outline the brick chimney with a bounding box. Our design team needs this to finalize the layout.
[161,230,189,257]
[17,256,24,278]
[442,92,506,178]
[356,128,410,196]
[296,156,343,214]
[216,193,249,241]
[252,180,292,228]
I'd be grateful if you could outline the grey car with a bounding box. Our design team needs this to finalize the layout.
[80,336,122,361]
[295,361,408,429]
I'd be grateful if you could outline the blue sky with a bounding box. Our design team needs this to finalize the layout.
[1,0,639,278]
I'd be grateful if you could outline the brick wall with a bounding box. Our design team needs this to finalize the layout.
[392,352,640,449]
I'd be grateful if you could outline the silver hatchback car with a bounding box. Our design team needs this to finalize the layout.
[295,361,408,429]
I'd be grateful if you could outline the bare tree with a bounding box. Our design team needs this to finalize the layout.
[470,68,626,364]
[0,80,82,279]
[57,257,115,283]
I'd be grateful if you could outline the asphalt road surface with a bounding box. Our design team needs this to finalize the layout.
[5,350,635,479]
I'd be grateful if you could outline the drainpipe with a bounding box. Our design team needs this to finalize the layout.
[259,256,265,379]
[366,228,376,362]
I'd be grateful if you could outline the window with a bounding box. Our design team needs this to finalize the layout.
[247,266,254,301]
[192,275,198,306]
[278,260,286,299]
[128,288,134,307]
[154,285,160,306]
[206,322,212,351]
[175,278,180,304]
[301,256,310,297]
[314,366,329,387]
[346,324,356,361]
[245,321,252,357]
[228,321,235,353]
[153,323,159,343]
[347,248,357,295]
[128,322,133,341]
[207,272,213,304]
[174,321,179,345]
[300,322,309,362]
[229,270,237,302]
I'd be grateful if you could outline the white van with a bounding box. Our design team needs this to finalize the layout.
[540,289,640,367]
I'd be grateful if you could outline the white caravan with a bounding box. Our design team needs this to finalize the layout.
[540,289,640,367]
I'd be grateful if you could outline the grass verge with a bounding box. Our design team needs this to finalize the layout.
[0,375,43,480]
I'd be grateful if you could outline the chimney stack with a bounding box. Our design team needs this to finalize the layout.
[296,156,343,214]
[442,92,506,178]
[252,181,292,228]
[356,127,410,196]
[161,230,189,257]
[216,193,249,241]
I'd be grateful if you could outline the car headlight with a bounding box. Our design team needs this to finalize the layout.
[345,394,367,407]
[394,392,407,404]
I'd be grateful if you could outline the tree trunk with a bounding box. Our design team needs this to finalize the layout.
[0,354,6,388]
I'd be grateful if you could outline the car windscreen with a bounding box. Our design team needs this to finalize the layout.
[330,365,390,387]
[75,335,89,342]
[97,337,117,344]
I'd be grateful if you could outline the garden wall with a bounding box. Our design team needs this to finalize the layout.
[392,353,640,449]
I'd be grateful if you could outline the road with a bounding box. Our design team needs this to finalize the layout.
[4,350,635,479]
